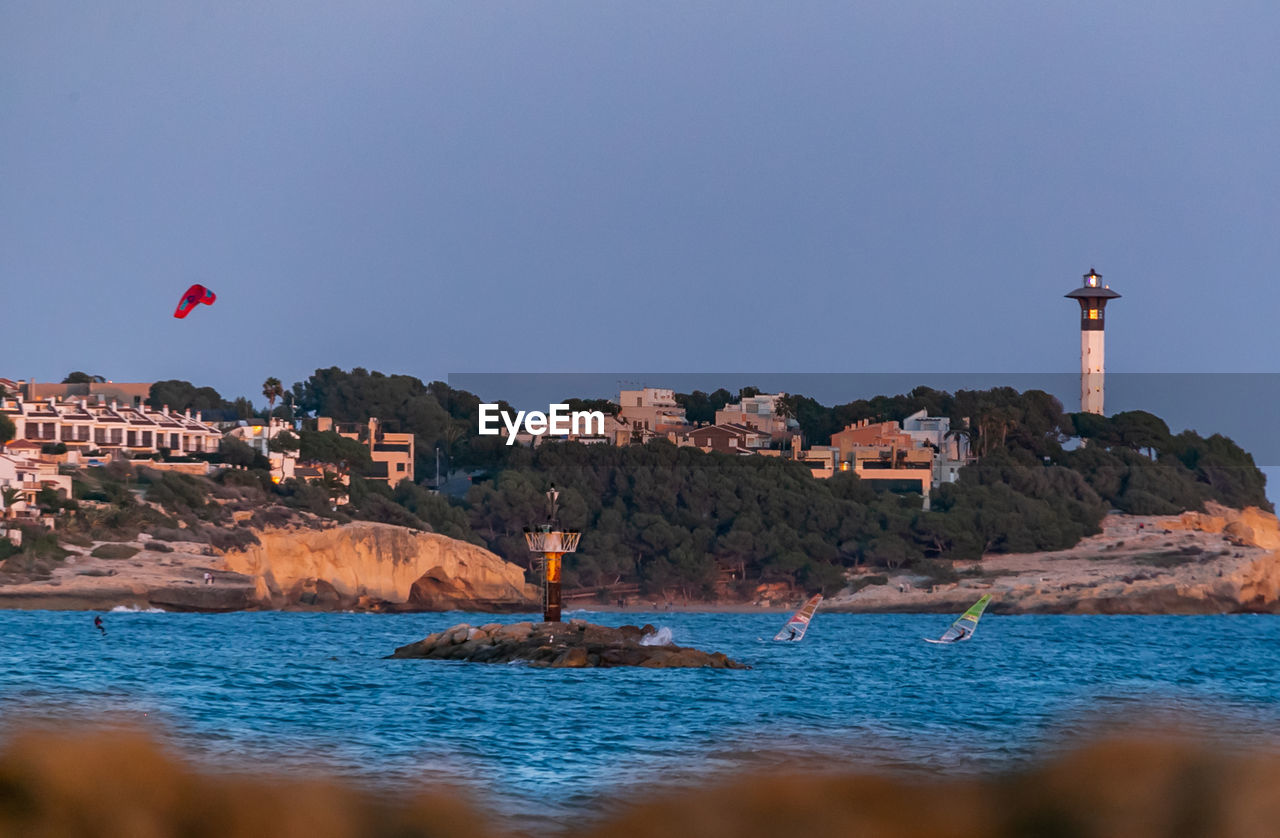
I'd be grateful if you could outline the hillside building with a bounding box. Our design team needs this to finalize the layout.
[316,417,414,484]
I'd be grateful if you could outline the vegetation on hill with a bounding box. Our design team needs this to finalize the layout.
[289,367,513,475]
[147,380,255,421]
[454,441,1110,597]
[8,369,1269,601]
[442,386,1268,596]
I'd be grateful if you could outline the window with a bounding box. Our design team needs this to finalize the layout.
[1087,309,1100,320]
[396,462,405,472]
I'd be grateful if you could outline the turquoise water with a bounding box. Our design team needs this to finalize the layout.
[2,610,1278,824]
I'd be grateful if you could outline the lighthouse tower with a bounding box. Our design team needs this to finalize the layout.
[1065,268,1120,415]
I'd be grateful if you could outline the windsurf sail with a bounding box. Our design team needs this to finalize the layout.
[773,594,823,642]
[926,594,992,644]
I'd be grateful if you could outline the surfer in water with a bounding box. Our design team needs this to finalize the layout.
[94,615,105,636]
[953,626,968,642]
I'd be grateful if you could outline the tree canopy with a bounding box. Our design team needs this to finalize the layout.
[62,371,105,384]
[148,380,250,421]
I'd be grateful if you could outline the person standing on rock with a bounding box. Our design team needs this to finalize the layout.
[94,615,106,636]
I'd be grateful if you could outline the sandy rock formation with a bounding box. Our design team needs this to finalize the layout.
[829,508,1280,615]
[1161,503,1280,550]
[389,620,749,668]
[221,522,540,611]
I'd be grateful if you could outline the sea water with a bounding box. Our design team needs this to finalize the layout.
[1,610,1278,824]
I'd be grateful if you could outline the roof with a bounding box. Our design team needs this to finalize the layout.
[1065,286,1121,300]
[688,423,767,441]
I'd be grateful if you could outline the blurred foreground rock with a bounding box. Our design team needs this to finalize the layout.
[3,729,1280,837]
[389,620,749,669]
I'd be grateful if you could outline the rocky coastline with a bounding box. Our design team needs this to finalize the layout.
[0,521,539,613]
[3,505,1280,614]
[826,504,1280,615]
[388,619,749,668]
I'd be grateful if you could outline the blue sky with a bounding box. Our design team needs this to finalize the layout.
[4,2,1278,405]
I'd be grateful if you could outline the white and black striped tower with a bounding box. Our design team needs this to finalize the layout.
[1065,268,1120,415]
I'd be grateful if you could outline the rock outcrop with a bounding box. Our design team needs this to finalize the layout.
[389,620,750,668]
[222,522,540,611]
[1160,502,1280,551]
[829,508,1280,615]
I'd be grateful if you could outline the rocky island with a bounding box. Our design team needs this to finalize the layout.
[389,619,749,668]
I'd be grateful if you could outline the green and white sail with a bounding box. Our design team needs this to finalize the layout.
[927,594,992,644]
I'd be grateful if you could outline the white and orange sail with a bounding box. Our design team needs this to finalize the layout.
[773,594,823,642]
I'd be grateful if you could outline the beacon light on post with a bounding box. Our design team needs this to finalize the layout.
[523,485,580,623]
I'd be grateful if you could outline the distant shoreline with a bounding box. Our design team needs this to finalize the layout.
[4,506,1279,616]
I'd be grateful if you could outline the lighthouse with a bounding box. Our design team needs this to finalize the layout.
[1065,268,1120,415]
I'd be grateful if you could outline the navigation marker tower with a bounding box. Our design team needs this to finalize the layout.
[524,485,580,623]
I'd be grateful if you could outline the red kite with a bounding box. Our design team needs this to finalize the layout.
[174,284,216,319]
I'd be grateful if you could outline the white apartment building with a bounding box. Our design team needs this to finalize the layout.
[1,395,224,458]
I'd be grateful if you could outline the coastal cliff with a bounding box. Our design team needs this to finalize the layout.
[0,521,539,612]
[828,503,1280,615]
[222,522,540,611]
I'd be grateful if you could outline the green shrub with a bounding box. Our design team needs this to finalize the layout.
[0,528,70,579]
[217,468,272,492]
[207,527,260,552]
[848,574,889,592]
[351,492,427,530]
[90,543,140,560]
[249,507,293,529]
[144,471,208,513]
[1133,552,1200,569]
[911,559,960,586]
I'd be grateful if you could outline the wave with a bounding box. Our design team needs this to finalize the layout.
[640,626,674,646]
[108,605,167,613]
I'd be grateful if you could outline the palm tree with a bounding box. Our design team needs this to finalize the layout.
[0,413,14,453]
[944,426,973,462]
[441,421,466,455]
[2,488,21,521]
[262,377,284,416]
